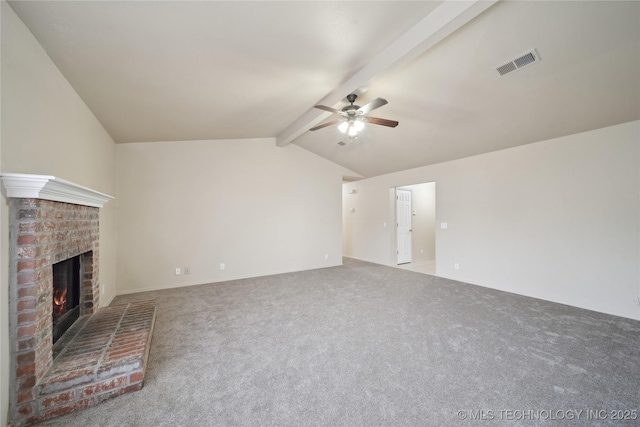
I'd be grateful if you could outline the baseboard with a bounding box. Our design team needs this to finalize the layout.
[117,279,211,295]
[116,262,344,296]
[101,292,116,307]
[342,255,389,266]
[436,273,640,322]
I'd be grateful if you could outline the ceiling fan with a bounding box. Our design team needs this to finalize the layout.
[310,93,399,139]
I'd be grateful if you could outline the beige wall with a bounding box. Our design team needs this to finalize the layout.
[344,121,640,320]
[1,3,117,424]
[116,138,352,294]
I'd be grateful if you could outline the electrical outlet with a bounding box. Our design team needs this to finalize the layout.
[324,253,329,260]
[175,267,181,275]
[220,263,225,271]
[454,263,459,270]
[184,267,190,275]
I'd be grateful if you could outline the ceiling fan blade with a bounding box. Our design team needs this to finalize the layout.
[364,116,399,128]
[310,120,339,131]
[357,98,388,115]
[313,104,346,116]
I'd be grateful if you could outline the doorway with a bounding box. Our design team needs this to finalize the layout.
[394,182,436,275]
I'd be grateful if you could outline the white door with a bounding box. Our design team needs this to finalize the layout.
[397,189,412,264]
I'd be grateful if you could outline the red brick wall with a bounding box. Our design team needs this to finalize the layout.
[9,198,101,425]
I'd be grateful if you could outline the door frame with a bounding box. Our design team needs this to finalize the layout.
[390,182,437,271]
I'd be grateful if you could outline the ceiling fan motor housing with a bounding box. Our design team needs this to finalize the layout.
[343,106,360,116]
[343,94,360,115]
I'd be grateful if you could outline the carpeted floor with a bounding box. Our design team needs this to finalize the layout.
[39,257,639,426]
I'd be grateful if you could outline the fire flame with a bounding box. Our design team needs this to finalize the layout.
[53,286,67,321]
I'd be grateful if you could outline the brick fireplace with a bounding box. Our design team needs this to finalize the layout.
[2,174,114,425]
[9,198,101,414]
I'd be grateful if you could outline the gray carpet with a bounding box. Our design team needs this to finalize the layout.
[39,258,639,426]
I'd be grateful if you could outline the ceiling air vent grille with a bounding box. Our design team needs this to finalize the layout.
[496,49,540,76]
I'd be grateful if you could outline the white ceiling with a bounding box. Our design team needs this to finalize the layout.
[7,1,640,178]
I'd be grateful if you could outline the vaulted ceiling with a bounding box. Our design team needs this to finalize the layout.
[8,1,640,178]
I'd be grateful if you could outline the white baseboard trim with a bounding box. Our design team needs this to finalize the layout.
[116,262,344,296]
[101,292,116,307]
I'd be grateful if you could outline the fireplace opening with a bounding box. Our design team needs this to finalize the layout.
[52,255,81,344]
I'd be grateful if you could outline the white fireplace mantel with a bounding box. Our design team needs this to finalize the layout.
[1,173,114,208]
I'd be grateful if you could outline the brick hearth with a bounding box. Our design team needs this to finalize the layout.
[37,301,156,420]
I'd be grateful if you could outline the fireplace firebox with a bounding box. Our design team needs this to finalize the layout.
[52,255,81,343]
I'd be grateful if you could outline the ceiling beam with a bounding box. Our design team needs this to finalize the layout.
[276,0,499,147]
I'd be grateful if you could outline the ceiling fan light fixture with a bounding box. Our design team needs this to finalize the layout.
[339,118,364,136]
[310,93,398,136]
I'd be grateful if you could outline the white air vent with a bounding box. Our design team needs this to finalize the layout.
[496,49,540,76]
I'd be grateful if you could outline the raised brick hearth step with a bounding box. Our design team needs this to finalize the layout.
[33,301,156,423]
